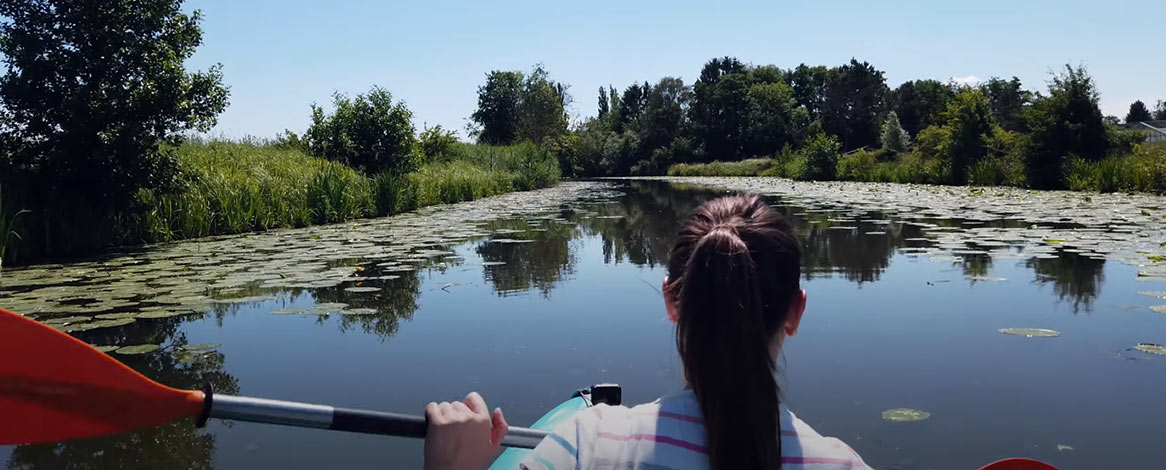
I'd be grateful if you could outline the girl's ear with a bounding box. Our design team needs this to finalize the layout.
[784,289,807,337]
[663,277,679,323]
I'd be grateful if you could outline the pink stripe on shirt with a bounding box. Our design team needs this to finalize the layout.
[597,432,708,454]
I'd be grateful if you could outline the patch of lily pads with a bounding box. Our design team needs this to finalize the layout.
[114,344,160,355]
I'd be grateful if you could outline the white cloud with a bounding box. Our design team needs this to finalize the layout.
[949,75,983,87]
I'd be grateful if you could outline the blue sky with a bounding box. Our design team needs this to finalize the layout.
[185,0,1163,139]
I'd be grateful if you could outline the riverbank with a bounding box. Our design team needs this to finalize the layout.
[667,142,1166,193]
[1,140,559,266]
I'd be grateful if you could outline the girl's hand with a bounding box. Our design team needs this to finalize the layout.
[424,392,509,470]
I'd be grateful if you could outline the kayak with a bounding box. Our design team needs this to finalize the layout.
[489,384,622,470]
[487,383,1057,470]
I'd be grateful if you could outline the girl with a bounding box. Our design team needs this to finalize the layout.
[424,194,872,470]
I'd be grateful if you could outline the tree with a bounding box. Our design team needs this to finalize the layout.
[692,57,751,161]
[1126,100,1152,123]
[787,64,831,119]
[638,77,692,155]
[939,89,996,184]
[890,80,954,136]
[821,59,888,150]
[304,87,420,174]
[980,77,1031,132]
[1155,100,1166,121]
[745,81,808,157]
[516,65,570,144]
[0,0,228,207]
[1023,65,1109,189]
[470,71,523,145]
[617,82,650,134]
[598,87,610,119]
[419,125,460,161]
[880,111,911,153]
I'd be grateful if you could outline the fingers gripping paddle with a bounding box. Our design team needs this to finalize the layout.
[0,308,546,448]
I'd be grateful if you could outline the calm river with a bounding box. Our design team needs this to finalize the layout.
[3,179,1166,469]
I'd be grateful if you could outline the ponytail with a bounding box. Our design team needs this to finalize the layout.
[667,195,801,470]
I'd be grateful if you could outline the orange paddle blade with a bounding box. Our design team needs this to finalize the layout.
[978,458,1058,470]
[0,308,205,445]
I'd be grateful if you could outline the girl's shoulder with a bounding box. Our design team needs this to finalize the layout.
[781,409,874,470]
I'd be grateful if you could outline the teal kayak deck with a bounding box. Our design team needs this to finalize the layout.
[489,392,590,469]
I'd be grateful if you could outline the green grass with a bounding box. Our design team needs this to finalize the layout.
[0,185,31,266]
[4,139,559,264]
[1064,143,1166,193]
[667,158,779,176]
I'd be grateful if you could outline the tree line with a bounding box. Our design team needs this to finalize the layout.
[469,58,1157,190]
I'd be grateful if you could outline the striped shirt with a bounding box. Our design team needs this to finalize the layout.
[519,390,871,470]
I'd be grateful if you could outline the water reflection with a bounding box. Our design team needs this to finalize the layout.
[476,219,578,297]
[7,317,239,470]
[469,180,1104,310]
[1028,251,1106,312]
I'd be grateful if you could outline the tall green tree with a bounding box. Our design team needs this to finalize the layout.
[1126,100,1153,123]
[1023,65,1109,189]
[787,64,831,119]
[516,65,570,144]
[0,0,228,204]
[939,89,996,184]
[821,59,888,150]
[890,79,954,136]
[744,81,808,157]
[617,82,650,134]
[1155,100,1166,121]
[880,111,911,153]
[692,57,751,161]
[980,77,1031,132]
[0,0,228,258]
[470,70,523,145]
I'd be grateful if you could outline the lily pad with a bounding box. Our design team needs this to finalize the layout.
[343,286,381,293]
[882,408,931,422]
[270,307,309,315]
[1137,291,1166,298]
[95,312,139,320]
[489,238,535,244]
[1134,343,1166,355]
[211,295,277,304]
[1057,444,1074,452]
[137,310,198,319]
[180,343,221,352]
[91,345,119,353]
[1151,306,1166,314]
[999,328,1060,338]
[340,308,378,315]
[114,344,160,355]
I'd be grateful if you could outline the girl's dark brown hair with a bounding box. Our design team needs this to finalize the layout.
[666,194,801,470]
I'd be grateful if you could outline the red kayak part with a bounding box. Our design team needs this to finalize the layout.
[0,308,206,445]
[978,458,1059,470]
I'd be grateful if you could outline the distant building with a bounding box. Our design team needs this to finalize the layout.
[1122,121,1166,144]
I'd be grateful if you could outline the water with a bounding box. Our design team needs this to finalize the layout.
[4,180,1166,469]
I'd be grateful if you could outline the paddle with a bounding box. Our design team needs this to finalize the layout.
[0,308,547,448]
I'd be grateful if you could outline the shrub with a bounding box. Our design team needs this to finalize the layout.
[837,151,878,181]
[419,125,461,161]
[799,133,841,180]
[304,86,421,175]
[666,158,777,177]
